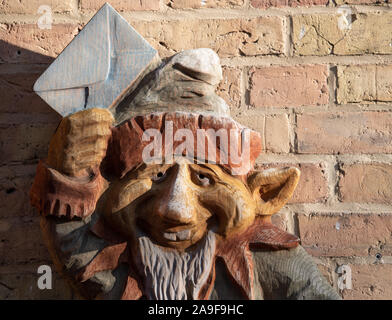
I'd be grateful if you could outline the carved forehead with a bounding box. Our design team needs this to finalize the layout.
[103,111,262,179]
[128,158,237,180]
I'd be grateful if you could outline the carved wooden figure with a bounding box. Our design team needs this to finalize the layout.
[30,3,340,300]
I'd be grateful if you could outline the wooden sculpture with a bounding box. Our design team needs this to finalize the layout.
[30,3,340,300]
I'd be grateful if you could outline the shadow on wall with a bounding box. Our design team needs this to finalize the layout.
[0,40,62,165]
[0,40,75,299]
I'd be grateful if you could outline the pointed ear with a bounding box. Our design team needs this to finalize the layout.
[247,167,300,216]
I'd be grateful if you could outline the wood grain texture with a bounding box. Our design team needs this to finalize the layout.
[114,48,229,124]
[30,160,105,218]
[252,246,341,300]
[248,167,301,216]
[216,218,300,299]
[30,108,113,218]
[104,112,262,178]
[47,108,113,177]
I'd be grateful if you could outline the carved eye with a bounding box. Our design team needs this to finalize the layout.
[196,173,211,187]
[152,171,166,183]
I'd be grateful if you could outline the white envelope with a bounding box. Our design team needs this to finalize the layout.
[34,3,158,117]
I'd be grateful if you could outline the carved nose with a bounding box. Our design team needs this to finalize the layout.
[155,165,194,224]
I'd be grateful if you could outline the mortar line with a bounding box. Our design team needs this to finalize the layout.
[0,5,391,23]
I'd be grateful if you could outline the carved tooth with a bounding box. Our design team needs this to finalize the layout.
[176,229,191,241]
[163,232,176,241]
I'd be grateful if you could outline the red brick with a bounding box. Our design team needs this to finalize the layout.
[342,264,392,300]
[298,214,392,257]
[256,163,329,204]
[249,65,328,108]
[339,163,392,204]
[133,17,284,58]
[0,122,58,164]
[336,0,386,3]
[0,165,38,218]
[217,67,242,110]
[80,0,160,11]
[233,114,264,134]
[0,0,74,14]
[251,0,327,9]
[297,112,392,154]
[265,114,290,154]
[166,0,244,8]
[0,24,79,64]
[0,271,73,299]
[0,217,51,265]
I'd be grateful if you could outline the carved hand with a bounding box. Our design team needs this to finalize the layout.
[47,108,114,177]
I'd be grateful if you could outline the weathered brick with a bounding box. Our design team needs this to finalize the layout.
[337,65,392,104]
[217,67,242,110]
[132,17,284,58]
[0,216,51,265]
[251,0,327,9]
[265,114,290,153]
[316,262,335,288]
[80,0,160,11]
[293,13,392,56]
[0,270,73,299]
[0,24,79,64]
[233,114,291,154]
[166,0,244,8]
[297,112,392,154]
[342,264,392,300]
[341,264,392,300]
[298,214,392,257]
[335,0,388,3]
[0,0,74,14]
[271,211,289,232]
[249,65,328,108]
[339,163,392,204]
[0,122,58,164]
[233,114,264,134]
[0,68,62,115]
[256,163,329,203]
[0,164,38,218]
[292,163,328,203]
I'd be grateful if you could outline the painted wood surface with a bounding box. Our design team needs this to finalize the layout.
[33,3,158,117]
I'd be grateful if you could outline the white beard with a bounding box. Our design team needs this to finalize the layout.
[134,231,216,300]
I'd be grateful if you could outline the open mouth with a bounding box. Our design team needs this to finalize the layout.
[136,217,195,243]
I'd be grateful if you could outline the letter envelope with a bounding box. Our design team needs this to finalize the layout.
[34,3,158,117]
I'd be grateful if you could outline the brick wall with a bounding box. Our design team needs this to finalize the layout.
[1,0,392,300]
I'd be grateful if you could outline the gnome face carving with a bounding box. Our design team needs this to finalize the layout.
[29,5,340,300]
[105,160,254,251]
[30,108,305,300]
[105,158,302,251]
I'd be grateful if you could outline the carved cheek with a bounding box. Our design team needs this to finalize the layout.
[199,185,256,236]
[109,179,152,213]
[105,179,152,235]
